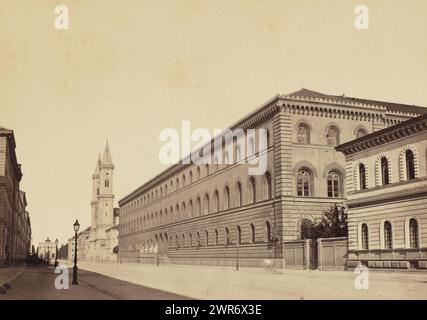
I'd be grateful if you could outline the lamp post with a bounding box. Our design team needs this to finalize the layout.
[72,220,80,285]
[54,238,59,268]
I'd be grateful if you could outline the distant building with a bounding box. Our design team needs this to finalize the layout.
[0,127,32,265]
[37,237,57,263]
[68,142,119,262]
[118,88,426,267]
[336,113,427,269]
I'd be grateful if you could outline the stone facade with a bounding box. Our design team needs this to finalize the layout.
[118,88,426,267]
[336,114,427,269]
[0,127,32,265]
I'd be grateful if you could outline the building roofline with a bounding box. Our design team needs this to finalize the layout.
[119,89,427,205]
[336,113,427,155]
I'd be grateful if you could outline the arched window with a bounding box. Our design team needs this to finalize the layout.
[189,233,193,247]
[188,200,193,218]
[215,229,219,245]
[105,179,109,187]
[196,197,201,216]
[205,230,209,246]
[236,145,242,163]
[248,137,255,157]
[264,172,272,199]
[250,224,255,243]
[236,182,243,206]
[182,174,186,187]
[326,126,340,146]
[359,164,367,190]
[225,227,230,245]
[265,221,271,242]
[361,224,369,250]
[203,193,209,214]
[182,234,185,247]
[384,221,392,249]
[176,177,180,190]
[176,234,179,248]
[196,232,201,247]
[213,190,219,212]
[181,202,186,219]
[224,151,230,165]
[296,169,311,197]
[224,186,230,210]
[237,226,242,244]
[175,205,179,221]
[189,171,193,183]
[327,171,341,198]
[409,218,419,248]
[205,164,209,177]
[249,177,256,203]
[197,167,201,180]
[297,123,310,144]
[381,157,390,185]
[356,128,367,138]
[406,150,415,180]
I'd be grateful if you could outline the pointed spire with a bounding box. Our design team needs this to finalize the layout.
[101,140,112,165]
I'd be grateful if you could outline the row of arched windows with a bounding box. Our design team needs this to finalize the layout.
[132,221,272,250]
[357,148,418,191]
[297,123,367,146]
[122,128,272,215]
[121,172,273,234]
[296,169,343,198]
[360,218,420,250]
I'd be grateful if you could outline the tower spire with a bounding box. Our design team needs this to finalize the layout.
[101,140,112,165]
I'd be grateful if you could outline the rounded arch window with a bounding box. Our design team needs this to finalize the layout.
[296,169,312,197]
[327,171,341,198]
[356,128,367,138]
[384,221,392,249]
[297,123,310,144]
[326,126,340,146]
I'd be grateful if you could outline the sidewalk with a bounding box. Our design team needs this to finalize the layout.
[0,266,26,286]
[75,261,427,300]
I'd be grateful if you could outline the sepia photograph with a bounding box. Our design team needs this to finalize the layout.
[1,0,427,315]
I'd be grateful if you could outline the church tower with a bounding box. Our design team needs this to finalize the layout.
[89,141,115,259]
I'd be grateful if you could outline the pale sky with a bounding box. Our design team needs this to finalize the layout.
[1,0,427,247]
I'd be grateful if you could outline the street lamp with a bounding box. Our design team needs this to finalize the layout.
[54,238,59,268]
[72,220,80,285]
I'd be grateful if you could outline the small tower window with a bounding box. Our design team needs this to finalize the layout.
[105,179,109,187]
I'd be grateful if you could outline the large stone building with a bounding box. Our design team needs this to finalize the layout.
[68,143,119,262]
[336,113,427,269]
[0,127,32,265]
[118,89,427,267]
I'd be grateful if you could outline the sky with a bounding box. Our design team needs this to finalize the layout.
[1,0,427,247]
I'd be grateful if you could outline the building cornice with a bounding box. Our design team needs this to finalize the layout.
[336,114,427,156]
[118,94,423,206]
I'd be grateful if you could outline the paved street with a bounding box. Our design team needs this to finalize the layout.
[2,262,427,300]
[0,266,190,300]
[77,261,427,300]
